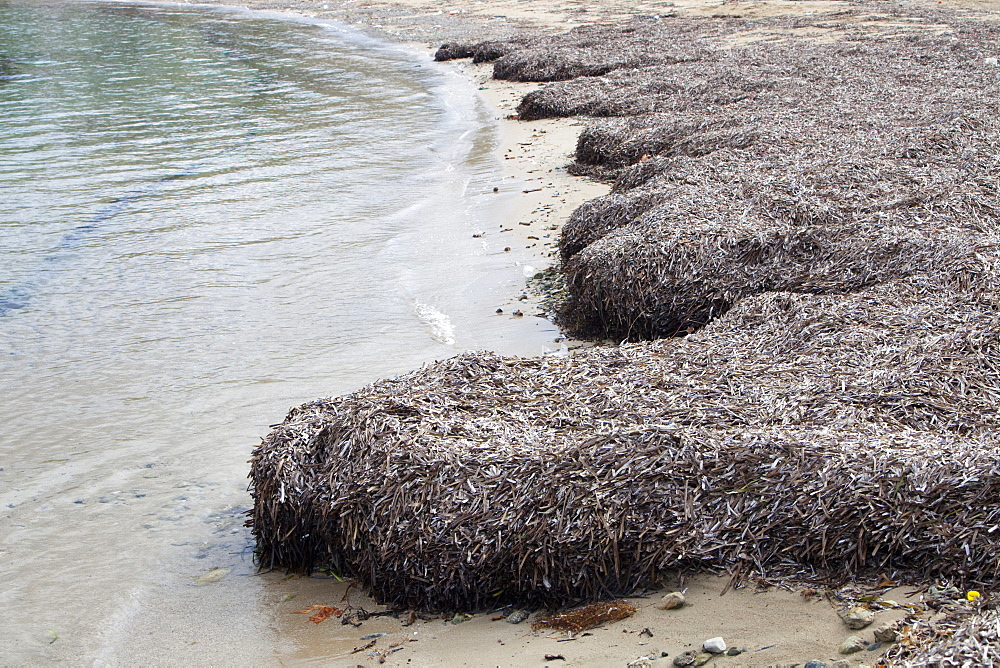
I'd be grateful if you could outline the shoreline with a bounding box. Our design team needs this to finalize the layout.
[198,0,998,665]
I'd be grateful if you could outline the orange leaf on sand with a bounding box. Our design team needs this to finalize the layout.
[293,604,344,623]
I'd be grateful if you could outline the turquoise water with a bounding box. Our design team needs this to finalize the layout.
[0,1,557,661]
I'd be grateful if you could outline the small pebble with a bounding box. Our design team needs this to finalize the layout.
[657,592,686,610]
[672,650,697,667]
[703,637,726,654]
[692,653,713,667]
[725,648,743,656]
[194,568,228,585]
[505,609,529,624]
[873,622,899,643]
[839,635,866,655]
[831,661,850,668]
[804,661,827,668]
[842,606,875,630]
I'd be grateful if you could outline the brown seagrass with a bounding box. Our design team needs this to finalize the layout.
[250,10,1000,660]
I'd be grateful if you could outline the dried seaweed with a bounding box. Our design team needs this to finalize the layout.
[249,276,1000,611]
[250,10,1000,666]
[443,6,1000,341]
[531,600,637,634]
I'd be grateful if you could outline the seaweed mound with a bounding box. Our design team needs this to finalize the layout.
[250,7,1000,650]
[443,6,1000,340]
[250,276,1000,610]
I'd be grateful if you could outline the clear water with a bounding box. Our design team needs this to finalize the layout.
[0,1,557,662]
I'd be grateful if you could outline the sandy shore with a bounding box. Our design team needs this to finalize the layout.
[268,572,927,667]
[192,0,995,665]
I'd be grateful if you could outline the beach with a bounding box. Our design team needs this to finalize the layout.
[194,0,1000,666]
[65,0,999,664]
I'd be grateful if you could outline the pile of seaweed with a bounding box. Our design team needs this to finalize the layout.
[897,609,1000,664]
[250,4,1000,652]
[250,273,1000,610]
[438,2,1000,340]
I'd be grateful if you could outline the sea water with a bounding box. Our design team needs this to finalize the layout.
[0,1,557,661]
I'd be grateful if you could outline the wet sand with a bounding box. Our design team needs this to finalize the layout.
[191,0,996,665]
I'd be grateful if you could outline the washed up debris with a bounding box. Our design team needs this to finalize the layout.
[531,600,636,634]
[293,604,343,624]
[341,608,370,627]
[351,639,377,654]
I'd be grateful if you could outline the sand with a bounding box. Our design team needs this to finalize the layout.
[189,0,995,665]
[267,573,926,667]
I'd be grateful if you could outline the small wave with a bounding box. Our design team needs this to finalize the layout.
[414,302,456,345]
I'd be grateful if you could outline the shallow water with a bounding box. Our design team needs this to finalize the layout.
[0,1,558,662]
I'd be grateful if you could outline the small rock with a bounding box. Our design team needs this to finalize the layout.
[839,635,866,655]
[831,661,850,668]
[873,622,899,643]
[692,653,714,667]
[194,568,228,585]
[842,606,875,630]
[672,650,698,667]
[726,648,744,656]
[658,592,686,610]
[505,609,529,624]
[703,637,726,654]
[804,662,827,668]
